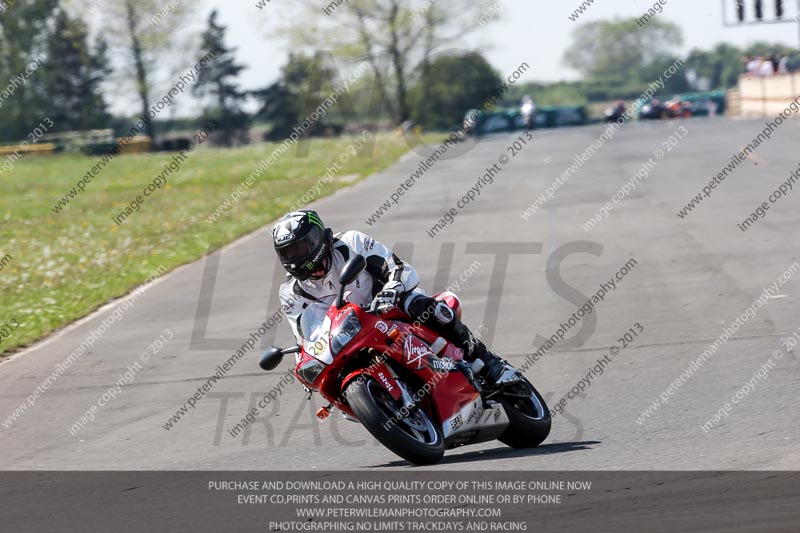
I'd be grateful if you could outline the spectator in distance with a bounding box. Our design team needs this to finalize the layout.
[758,56,774,77]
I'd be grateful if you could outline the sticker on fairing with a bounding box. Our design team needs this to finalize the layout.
[404,336,434,369]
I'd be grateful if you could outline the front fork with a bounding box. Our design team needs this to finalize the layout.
[373,360,416,412]
[391,371,417,413]
[313,355,415,421]
[340,356,414,414]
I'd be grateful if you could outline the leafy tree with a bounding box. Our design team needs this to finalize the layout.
[94,0,196,143]
[193,9,249,146]
[274,0,504,125]
[639,55,691,94]
[411,52,501,129]
[743,41,796,59]
[509,82,589,107]
[0,0,58,141]
[43,8,112,132]
[684,45,739,90]
[564,18,684,98]
[254,53,339,141]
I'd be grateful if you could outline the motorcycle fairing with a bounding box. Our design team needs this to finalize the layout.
[441,396,510,447]
[341,361,404,402]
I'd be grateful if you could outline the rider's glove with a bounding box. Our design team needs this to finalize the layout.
[370,281,404,315]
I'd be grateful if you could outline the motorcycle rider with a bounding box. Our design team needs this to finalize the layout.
[273,209,505,383]
[521,95,537,130]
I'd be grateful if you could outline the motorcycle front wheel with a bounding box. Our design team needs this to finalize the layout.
[346,376,445,465]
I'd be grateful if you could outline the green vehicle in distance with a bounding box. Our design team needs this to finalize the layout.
[463,104,587,136]
[463,107,524,136]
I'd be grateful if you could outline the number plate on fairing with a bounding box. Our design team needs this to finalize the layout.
[442,397,509,441]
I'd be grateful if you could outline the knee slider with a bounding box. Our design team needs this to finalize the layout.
[434,301,455,325]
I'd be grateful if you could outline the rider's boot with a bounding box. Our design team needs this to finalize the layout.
[442,317,504,384]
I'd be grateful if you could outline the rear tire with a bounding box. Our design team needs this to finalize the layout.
[497,378,551,448]
[346,377,445,465]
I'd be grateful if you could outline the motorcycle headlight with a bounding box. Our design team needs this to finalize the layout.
[330,311,362,355]
[297,358,326,385]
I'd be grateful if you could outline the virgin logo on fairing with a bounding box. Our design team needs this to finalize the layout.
[404,336,433,369]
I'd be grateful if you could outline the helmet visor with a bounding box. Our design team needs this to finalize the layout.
[277,239,310,266]
[276,225,324,266]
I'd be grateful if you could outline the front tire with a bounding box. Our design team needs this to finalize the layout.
[497,377,551,448]
[346,377,444,465]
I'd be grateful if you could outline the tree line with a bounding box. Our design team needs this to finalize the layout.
[525,18,799,106]
[0,0,507,145]
[0,3,796,146]
[0,0,250,145]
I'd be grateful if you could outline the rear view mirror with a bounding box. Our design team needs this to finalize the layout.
[339,255,367,286]
[335,255,367,308]
[259,346,284,371]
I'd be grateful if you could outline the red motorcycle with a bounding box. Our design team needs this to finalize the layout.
[259,255,551,465]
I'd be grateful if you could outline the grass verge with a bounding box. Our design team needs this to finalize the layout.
[0,132,442,356]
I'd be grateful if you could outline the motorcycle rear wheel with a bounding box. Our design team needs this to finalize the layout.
[346,377,445,465]
[496,376,552,448]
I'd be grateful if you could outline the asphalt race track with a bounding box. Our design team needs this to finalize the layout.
[2,117,799,473]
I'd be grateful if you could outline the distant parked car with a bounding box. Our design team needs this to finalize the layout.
[534,106,588,128]
[687,99,716,117]
[463,108,519,136]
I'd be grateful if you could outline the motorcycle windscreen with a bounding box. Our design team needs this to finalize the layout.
[300,302,334,364]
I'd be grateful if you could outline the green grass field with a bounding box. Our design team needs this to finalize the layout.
[0,132,440,356]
